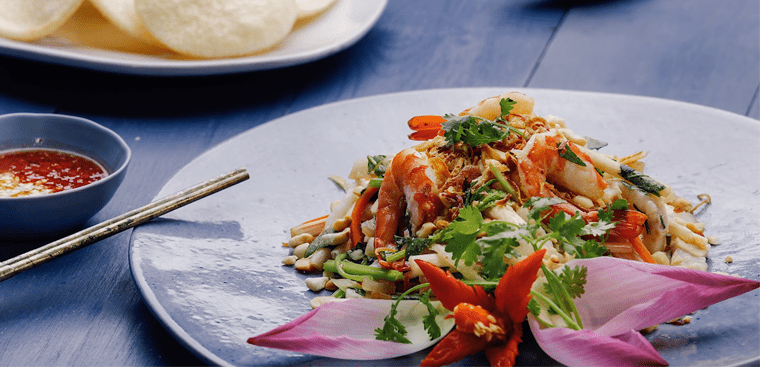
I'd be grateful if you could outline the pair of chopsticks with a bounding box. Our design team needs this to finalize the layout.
[0,167,249,282]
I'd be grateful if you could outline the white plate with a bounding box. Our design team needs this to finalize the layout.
[0,0,387,76]
[130,88,760,366]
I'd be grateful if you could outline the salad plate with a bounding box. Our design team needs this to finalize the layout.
[129,88,760,366]
[0,0,387,76]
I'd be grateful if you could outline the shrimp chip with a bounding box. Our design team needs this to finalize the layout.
[51,1,168,54]
[135,0,298,58]
[0,0,84,41]
[87,0,159,45]
[296,0,338,19]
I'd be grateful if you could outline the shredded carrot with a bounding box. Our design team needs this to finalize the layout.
[629,236,656,264]
[302,214,329,223]
[350,187,378,248]
[290,214,329,237]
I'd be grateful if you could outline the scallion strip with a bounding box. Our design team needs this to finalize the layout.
[489,164,517,196]
[323,259,404,282]
[530,290,581,330]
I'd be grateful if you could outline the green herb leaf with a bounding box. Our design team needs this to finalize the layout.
[441,115,509,148]
[438,206,484,266]
[525,197,566,221]
[463,180,508,212]
[367,155,387,176]
[610,198,629,211]
[556,141,586,167]
[420,290,442,340]
[527,298,541,317]
[556,265,587,299]
[374,304,411,343]
[395,236,432,259]
[476,221,523,280]
[499,98,516,118]
[619,165,666,196]
[304,228,337,257]
[579,240,608,258]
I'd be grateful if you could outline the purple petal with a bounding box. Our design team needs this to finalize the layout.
[570,257,759,335]
[248,298,454,360]
[528,317,668,366]
[529,257,759,366]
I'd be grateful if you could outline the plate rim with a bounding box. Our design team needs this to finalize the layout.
[128,87,760,366]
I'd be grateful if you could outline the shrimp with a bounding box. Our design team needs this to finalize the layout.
[616,181,669,253]
[514,132,608,213]
[374,148,445,252]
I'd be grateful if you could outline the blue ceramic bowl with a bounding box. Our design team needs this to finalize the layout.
[0,113,131,242]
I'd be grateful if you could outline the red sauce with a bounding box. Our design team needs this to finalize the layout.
[0,148,108,193]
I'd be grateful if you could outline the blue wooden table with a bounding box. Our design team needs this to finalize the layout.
[0,0,757,365]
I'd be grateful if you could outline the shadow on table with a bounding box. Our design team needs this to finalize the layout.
[0,239,47,261]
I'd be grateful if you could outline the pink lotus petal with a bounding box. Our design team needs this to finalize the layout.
[570,257,759,335]
[530,256,759,366]
[528,317,668,366]
[248,298,454,360]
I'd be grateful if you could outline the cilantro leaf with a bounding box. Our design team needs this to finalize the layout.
[610,198,629,211]
[374,303,411,343]
[375,285,443,344]
[499,98,516,118]
[441,115,509,148]
[579,240,608,258]
[476,221,523,280]
[556,265,587,299]
[582,220,616,238]
[525,197,566,221]
[527,298,541,317]
[420,290,442,340]
[548,211,586,242]
[439,206,484,266]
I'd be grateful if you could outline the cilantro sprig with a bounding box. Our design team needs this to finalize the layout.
[374,285,441,343]
[440,98,523,148]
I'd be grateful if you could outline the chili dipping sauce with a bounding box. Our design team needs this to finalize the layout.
[0,148,108,197]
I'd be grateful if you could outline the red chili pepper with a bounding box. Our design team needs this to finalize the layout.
[414,260,493,311]
[494,248,546,323]
[419,328,489,367]
[416,249,547,367]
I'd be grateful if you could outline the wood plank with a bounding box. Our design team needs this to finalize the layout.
[528,0,759,118]
[283,0,565,112]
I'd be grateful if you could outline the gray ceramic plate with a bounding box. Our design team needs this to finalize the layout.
[129,88,760,366]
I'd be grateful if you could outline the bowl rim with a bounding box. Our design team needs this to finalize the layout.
[0,112,131,201]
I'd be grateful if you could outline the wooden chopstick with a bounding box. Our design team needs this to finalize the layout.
[0,167,249,282]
